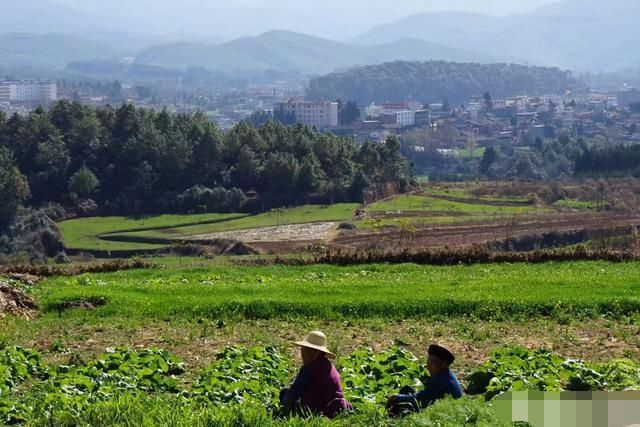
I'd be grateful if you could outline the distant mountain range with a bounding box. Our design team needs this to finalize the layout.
[0,0,93,35]
[0,0,219,58]
[0,30,492,79]
[0,33,125,70]
[135,30,492,76]
[1,0,640,80]
[354,0,640,72]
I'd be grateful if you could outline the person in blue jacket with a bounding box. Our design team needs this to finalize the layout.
[386,344,463,416]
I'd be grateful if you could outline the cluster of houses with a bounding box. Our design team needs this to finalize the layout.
[4,76,640,154]
[321,88,640,154]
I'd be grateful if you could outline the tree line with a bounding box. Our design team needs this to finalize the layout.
[0,100,408,231]
[401,125,593,182]
[308,60,575,104]
[575,144,640,177]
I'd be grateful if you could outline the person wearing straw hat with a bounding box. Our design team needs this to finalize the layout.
[386,344,463,416]
[280,331,353,418]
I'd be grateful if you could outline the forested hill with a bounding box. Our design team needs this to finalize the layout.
[308,61,574,104]
[0,101,407,228]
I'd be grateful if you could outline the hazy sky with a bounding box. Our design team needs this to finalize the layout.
[52,0,562,40]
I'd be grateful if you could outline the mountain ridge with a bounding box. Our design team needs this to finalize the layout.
[134,30,493,75]
[353,0,640,71]
[0,33,126,71]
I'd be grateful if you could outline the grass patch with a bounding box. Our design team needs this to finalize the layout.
[59,204,357,252]
[456,147,486,158]
[59,213,246,251]
[112,204,359,241]
[355,216,493,229]
[553,199,599,210]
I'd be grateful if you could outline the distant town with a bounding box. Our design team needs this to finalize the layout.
[3,78,640,160]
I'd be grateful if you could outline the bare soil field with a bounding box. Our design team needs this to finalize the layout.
[332,212,640,250]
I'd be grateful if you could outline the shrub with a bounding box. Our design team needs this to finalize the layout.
[178,186,247,213]
[0,209,64,264]
[0,259,158,277]
[54,251,71,264]
[277,246,638,267]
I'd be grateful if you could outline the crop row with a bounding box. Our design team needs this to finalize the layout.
[40,262,640,322]
[1,345,638,425]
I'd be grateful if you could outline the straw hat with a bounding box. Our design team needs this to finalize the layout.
[294,331,335,358]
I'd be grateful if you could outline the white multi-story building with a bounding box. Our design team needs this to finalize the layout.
[0,84,14,102]
[0,80,57,103]
[393,110,415,127]
[367,102,419,127]
[381,110,415,127]
[275,100,339,127]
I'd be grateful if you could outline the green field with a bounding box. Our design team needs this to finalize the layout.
[368,195,539,215]
[59,205,358,252]
[57,193,567,254]
[35,262,640,321]
[3,260,640,425]
[111,204,359,241]
[59,213,246,251]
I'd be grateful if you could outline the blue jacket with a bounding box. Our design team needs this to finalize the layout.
[396,369,463,410]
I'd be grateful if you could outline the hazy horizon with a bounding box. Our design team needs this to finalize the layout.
[48,0,561,40]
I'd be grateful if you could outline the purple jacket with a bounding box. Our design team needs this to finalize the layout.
[281,357,352,418]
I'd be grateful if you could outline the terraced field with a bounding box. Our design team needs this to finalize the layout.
[56,186,617,257]
[58,205,358,254]
[367,194,540,215]
[58,213,247,252]
[108,204,358,242]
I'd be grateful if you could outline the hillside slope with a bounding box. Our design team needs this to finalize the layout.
[308,60,574,104]
[0,33,126,70]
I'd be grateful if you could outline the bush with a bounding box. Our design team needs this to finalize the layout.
[291,246,638,267]
[75,199,99,217]
[178,186,247,213]
[338,222,357,230]
[54,251,71,264]
[0,258,157,277]
[41,203,68,222]
[0,209,64,264]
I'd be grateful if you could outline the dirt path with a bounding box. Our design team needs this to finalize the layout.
[186,222,338,243]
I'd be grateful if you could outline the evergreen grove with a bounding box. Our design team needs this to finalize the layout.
[0,101,408,230]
